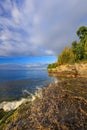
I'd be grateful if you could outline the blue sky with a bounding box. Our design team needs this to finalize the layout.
[0,0,87,69]
[0,56,57,70]
[0,56,56,64]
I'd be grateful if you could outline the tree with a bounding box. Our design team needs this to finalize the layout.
[76,42,85,61]
[72,41,85,61]
[76,26,87,42]
[84,41,87,59]
[47,63,58,69]
[58,47,75,65]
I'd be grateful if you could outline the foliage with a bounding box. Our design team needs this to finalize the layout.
[76,26,87,42]
[58,47,75,65]
[47,62,58,69]
[84,41,87,59]
[48,26,87,68]
[72,41,85,61]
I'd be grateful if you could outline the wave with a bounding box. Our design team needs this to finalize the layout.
[0,87,43,112]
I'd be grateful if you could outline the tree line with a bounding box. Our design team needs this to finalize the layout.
[48,26,87,69]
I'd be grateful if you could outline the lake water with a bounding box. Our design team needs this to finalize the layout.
[0,69,56,102]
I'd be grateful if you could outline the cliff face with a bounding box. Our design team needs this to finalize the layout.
[48,63,87,78]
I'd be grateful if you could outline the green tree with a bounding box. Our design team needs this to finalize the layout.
[72,41,85,61]
[76,26,87,42]
[76,42,85,61]
[58,47,75,65]
[84,41,87,59]
[47,63,58,69]
[72,41,78,61]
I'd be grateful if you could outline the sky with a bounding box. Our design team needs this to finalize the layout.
[0,0,87,69]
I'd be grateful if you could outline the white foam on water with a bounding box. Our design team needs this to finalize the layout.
[0,88,43,112]
[22,89,32,95]
[0,98,27,111]
[35,87,43,98]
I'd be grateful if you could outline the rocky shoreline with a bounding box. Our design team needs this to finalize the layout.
[48,63,87,78]
[0,77,87,130]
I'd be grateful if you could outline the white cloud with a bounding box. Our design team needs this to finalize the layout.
[0,0,87,56]
[0,63,48,70]
[12,6,21,23]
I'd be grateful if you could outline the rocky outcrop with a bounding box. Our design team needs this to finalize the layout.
[48,63,87,78]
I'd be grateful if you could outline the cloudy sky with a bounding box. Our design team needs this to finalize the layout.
[0,0,87,69]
